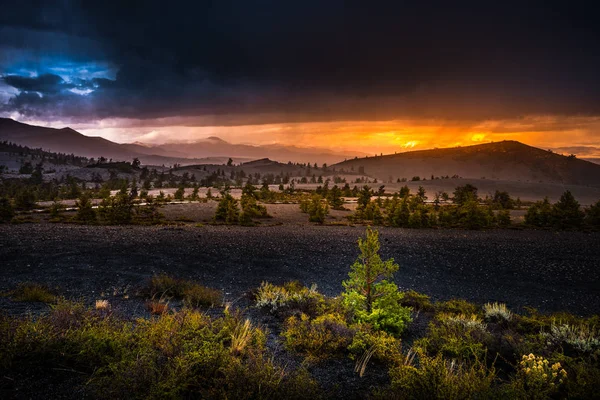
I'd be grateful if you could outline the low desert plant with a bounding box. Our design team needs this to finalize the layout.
[255,281,324,316]
[146,274,222,307]
[434,299,480,316]
[483,302,513,322]
[282,313,354,361]
[95,299,110,311]
[11,283,55,303]
[400,290,434,312]
[417,313,490,361]
[146,300,169,315]
[385,348,496,399]
[545,322,600,353]
[505,354,567,399]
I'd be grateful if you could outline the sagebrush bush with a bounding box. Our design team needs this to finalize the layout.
[255,281,325,316]
[545,322,600,353]
[483,302,513,322]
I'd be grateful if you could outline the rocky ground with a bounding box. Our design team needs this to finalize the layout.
[1,224,599,316]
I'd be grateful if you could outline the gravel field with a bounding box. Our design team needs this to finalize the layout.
[1,224,599,316]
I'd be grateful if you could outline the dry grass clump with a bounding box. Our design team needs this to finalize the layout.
[146,300,169,315]
[483,302,513,322]
[95,299,110,311]
[438,313,487,332]
[10,283,56,303]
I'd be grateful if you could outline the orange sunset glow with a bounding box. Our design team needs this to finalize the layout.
[61,115,600,158]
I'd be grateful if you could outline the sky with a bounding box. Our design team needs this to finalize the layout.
[1,1,600,156]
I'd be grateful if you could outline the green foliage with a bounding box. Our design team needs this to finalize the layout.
[74,193,97,224]
[525,191,586,230]
[327,185,345,210]
[342,227,411,336]
[10,282,56,303]
[452,184,478,206]
[307,194,329,223]
[496,209,511,227]
[347,325,403,364]
[255,281,325,316]
[525,197,552,227]
[400,290,434,312]
[504,354,567,400]
[385,349,496,400]
[0,302,320,399]
[98,192,133,225]
[492,190,514,209]
[282,313,354,361]
[418,313,491,361]
[434,299,479,316]
[14,187,36,209]
[551,190,584,229]
[585,199,600,228]
[174,185,185,201]
[214,191,239,224]
[0,196,14,222]
[147,275,223,307]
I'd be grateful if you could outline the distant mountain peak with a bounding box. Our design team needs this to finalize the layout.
[205,136,227,143]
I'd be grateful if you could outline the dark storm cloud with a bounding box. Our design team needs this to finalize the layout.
[1,0,600,122]
[2,74,73,94]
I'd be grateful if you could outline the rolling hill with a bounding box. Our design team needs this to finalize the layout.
[333,141,600,187]
[0,118,360,165]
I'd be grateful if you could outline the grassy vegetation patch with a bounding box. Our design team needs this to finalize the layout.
[146,274,223,308]
[9,282,56,303]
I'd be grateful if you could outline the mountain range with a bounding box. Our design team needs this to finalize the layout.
[0,118,362,165]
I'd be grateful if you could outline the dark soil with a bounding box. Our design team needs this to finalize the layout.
[1,224,599,315]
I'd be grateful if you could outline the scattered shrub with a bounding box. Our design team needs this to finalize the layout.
[282,313,354,361]
[418,313,490,361]
[11,283,55,303]
[255,281,324,316]
[0,197,15,222]
[347,325,403,365]
[146,299,169,315]
[385,349,496,399]
[545,322,600,353]
[400,290,434,312]
[435,299,479,316]
[146,275,223,307]
[505,354,567,399]
[483,302,513,322]
[214,191,239,224]
[74,193,97,224]
[0,304,320,399]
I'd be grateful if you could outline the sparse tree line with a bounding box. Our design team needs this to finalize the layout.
[299,183,600,230]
